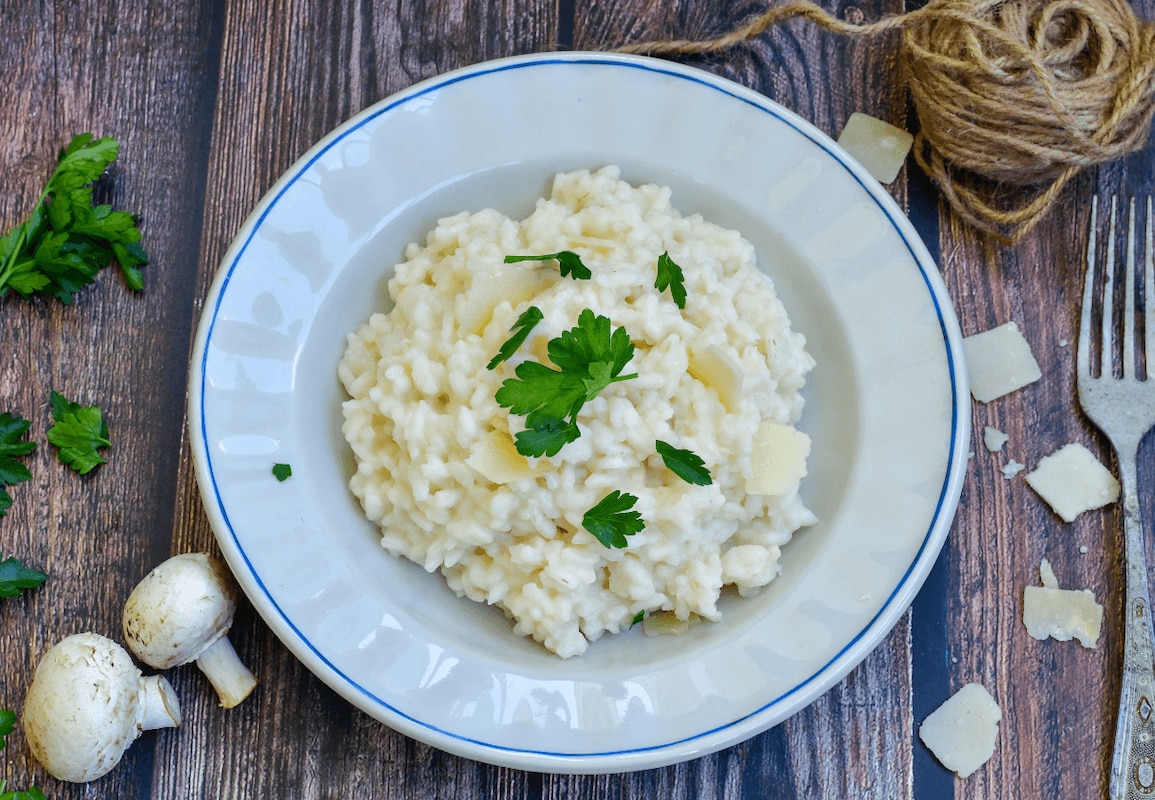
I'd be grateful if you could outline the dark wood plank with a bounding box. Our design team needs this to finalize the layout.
[0,0,223,796]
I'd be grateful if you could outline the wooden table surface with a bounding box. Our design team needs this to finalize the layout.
[0,0,1150,797]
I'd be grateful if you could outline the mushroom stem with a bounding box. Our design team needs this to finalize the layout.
[139,675,182,730]
[195,635,257,709]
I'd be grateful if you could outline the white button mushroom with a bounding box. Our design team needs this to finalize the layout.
[122,552,257,708]
[22,632,181,782]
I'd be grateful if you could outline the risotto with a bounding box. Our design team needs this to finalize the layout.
[338,166,815,658]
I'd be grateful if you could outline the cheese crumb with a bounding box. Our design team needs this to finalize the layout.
[1025,442,1120,522]
[962,322,1042,403]
[1002,460,1025,479]
[918,683,1002,778]
[836,112,915,184]
[983,426,1009,452]
[1022,558,1103,647]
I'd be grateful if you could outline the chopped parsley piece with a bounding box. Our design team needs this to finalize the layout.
[583,490,645,548]
[630,610,646,627]
[0,413,35,516]
[512,417,580,459]
[47,390,109,474]
[0,782,47,800]
[0,134,147,303]
[0,557,47,598]
[496,309,638,458]
[504,250,592,280]
[655,439,713,486]
[272,462,293,481]
[487,306,544,370]
[655,251,687,309]
[0,709,15,747]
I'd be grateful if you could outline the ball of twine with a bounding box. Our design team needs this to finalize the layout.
[616,0,1155,245]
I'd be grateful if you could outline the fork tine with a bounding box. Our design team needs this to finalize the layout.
[1125,198,1138,379]
[1146,195,1153,378]
[1102,196,1118,378]
[1079,196,1099,381]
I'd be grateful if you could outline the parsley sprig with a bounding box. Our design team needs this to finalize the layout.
[0,134,147,303]
[0,557,47,599]
[496,309,637,457]
[0,414,35,516]
[47,391,110,475]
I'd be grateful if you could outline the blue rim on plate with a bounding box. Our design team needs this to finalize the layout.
[189,52,969,773]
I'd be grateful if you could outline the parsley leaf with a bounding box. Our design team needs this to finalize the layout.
[0,133,147,304]
[487,306,544,370]
[582,490,645,548]
[47,391,109,474]
[495,310,638,457]
[272,463,292,481]
[0,413,35,516]
[513,417,580,458]
[0,782,47,800]
[630,610,646,627]
[655,251,687,309]
[0,556,47,598]
[504,251,592,280]
[655,440,713,486]
[0,709,15,747]
[497,361,588,427]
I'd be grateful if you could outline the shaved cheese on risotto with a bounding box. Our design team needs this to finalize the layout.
[338,166,815,657]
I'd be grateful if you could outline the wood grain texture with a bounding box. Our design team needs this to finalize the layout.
[3,0,1146,797]
[0,0,222,797]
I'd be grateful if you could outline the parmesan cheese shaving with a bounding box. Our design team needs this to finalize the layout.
[962,321,1042,403]
[918,683,1002,778]
[1022,558,1103,647]
[1025,442,1120,522]
[836,112,915,184]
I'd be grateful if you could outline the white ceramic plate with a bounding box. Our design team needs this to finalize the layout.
[189,52,969,774]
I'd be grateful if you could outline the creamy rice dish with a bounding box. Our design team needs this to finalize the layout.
[338,166,815,658]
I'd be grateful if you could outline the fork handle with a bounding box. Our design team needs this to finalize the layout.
[1110,455,1155,800]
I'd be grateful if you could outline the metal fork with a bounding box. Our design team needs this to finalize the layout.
[1078,196,1155,800]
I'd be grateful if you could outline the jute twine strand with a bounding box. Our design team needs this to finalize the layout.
[615,0,1155,245]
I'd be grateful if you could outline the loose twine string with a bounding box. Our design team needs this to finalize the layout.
[615,0,1155,245]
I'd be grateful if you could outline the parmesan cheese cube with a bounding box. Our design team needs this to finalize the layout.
[962,322,1042,403]
[1025,443,1120,522]
[837,112,915,184]
[1022,558,1103,647]
[918,683,1002,778]
[747,422,810,496]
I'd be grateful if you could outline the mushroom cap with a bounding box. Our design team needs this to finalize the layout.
[122,552,238,669]
[22,632,153,782]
